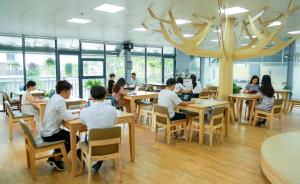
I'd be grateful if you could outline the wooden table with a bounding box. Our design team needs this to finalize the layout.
[261,132,300,184]
[63,110,135,177]
[229,94,261,125]
[124,91,158,114]
[274,90,290,112]
[33,97,86,123]
[177,99,230,145]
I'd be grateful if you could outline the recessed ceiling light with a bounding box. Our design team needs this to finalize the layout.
[268,21,281,27]
[133,27,148,32]
[175,19,191,25]
[288,30,300,34]
[94,3,125,13]
[244,35,257,39]
[210,39,219,42]
[67,18,91,24]
[220,7,248,15]
[183,34,193,37]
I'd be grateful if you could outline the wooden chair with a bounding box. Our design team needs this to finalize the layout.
[199,91,210,99]
[4,101,35,140]
[252,99,283,130]
[286,99,300,112]
[2,91,20,113]
[154,105,188,145]
[19,120,69,179]
[208,86,218,97]
[80,127,121,184]
[227,96,236,125]
[189,106,225,147]
[66,100,86,110]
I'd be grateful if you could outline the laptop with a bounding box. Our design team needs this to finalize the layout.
[179,93,192,101]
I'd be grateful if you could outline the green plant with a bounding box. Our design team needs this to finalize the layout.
[65,63,73,76]
[84,79,102,89]
[44,91,50,98]
[46,58,55,66]
[233,83,242,94]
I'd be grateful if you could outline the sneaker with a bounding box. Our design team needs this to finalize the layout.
[92,161,103,172]
[47,157,64,171]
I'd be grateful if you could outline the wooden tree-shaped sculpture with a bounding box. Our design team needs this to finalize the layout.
[143,0,300,99]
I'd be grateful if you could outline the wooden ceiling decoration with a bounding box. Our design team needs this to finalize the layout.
[143,0,300,99]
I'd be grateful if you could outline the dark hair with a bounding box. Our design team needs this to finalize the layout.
[23,80,36,91]
[249,75,259,85]
[90,86,106,100]
[113,78,126,93]
[109,73,115,78]
[260,75,274,97]
[166,78,176,86]
[177,77,184,85]
[190,74,197,89]
[56,80,73,94]
[131,73,136,76]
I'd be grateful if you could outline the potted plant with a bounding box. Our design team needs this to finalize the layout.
[233,83,242,94]
[84,79,102,90]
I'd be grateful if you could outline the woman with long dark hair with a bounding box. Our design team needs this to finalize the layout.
[255,75,275,126]
[190,74,202,98]
[243,75,260,94]
[175,77,189,93]
[22,80,44,122]
[112,78,131,112]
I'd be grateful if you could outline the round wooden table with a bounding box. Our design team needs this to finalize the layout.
[261,132,300,184]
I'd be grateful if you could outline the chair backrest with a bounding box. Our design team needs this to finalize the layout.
[4,101,14,119]
[147,85,154,92]
[20,119,38,148]
[88,127,121,156]
[199,91,210,99]
[2,92,10,103]
[154,105,170,124]
[208,86,218,92]
[209,106,225,126]
[272,99,284,114]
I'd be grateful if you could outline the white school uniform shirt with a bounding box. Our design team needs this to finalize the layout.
[175,83,188,92]
[40,94,77,137]
[131,78,140,86]
[21,91,39,117]
[80,101,118,130]
[191,81,202,94]
[158,89,182,118]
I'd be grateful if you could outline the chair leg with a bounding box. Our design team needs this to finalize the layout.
[88,158,92,184]
[60,145,69,171]
[189,123,193,142]
[290,103,294,112]
[9,120,13,140]
[252,111,258,126]
[80,154,85,175]
[279,114,282,130]
[230,109,235,125]
[26,148,31,169]
[138,108,142,127]
[269,116,274,130]
[155,125,158,142]
[166,126,171,145]
[209,129,213,147]
[183,122,188,141]
[30,150,36,179]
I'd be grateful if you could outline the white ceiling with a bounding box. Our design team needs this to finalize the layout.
[0,0,300,47]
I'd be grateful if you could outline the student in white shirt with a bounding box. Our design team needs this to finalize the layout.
[21,80,44,123]
[158,78,194,121]
[41,80,78,171]
[190,74,202,98]
[79,86,118,171]
[130,72,140,86]
[175,77,190,93]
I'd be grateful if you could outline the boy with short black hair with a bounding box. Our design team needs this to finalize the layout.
[41,80,78,170]
[80,86,118,171]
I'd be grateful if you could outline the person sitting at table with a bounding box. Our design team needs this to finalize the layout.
[255,75,274,126]
[175,77,189,94]
[243,75,260,120]
[158,78,193,122]
[112,78,131,112]
[107,73,116,94]
[40,80,79,171]
[130,72,140,86]
[21,80,44,123]
[190,74,202,98]
[243,75,260,94]
[79,86,118,171]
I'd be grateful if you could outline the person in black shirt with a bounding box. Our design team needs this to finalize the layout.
[108,73,115,94]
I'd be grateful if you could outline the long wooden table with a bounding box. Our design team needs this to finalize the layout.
[33,97,87,123]
[274,90,290,112]
[123,91,158,114]
[177,99,230,145]
[63,110,135,177]
[229,94,261,125]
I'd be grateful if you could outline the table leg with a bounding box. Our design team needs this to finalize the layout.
[248,99,257,125]
[130,98,136,114]
[128,116,135,162]
[283,92,288,112]
[199,109,205,145]
[237,99,243,124]
[70,126,78,176]
[39,104,45,124]
[231,97,236,121]
[225,107,229,136]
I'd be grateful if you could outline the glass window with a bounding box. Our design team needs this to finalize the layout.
[164,58,174,81]
[163,46,174,55]
[81,42,104,59]
[83,60,104,76]
[106,54,125,81]
[147,56,162,83]
[0,36,24,95]
[58,38,79,51]
[25,37,56,93]
[189,57,200,79]
[131,46,145,83]
[202,58,219,87]
[293,42,300,98]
